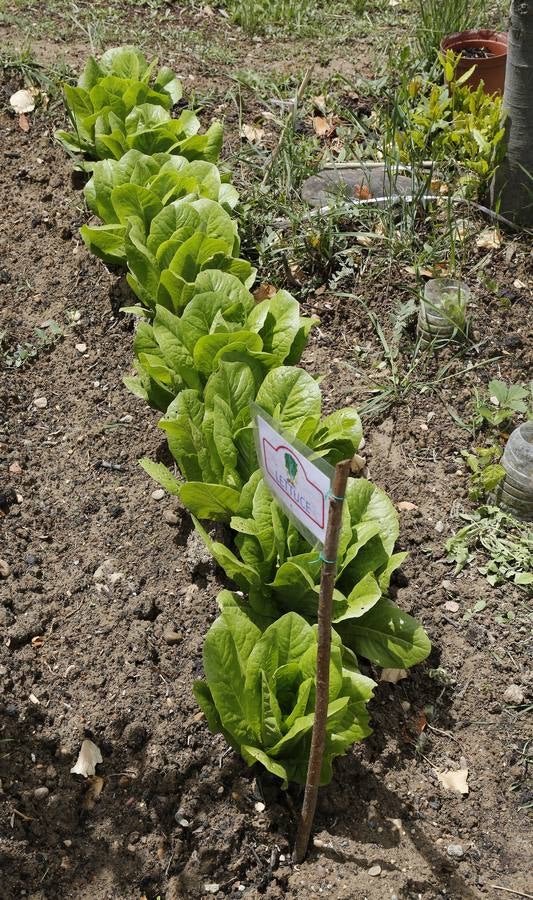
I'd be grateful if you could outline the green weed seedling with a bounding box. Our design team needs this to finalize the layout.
[473,379,532,429]
[462,445,506,501]
[0,321,62,368]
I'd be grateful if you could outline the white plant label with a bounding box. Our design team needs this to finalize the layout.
[253,407,333,546]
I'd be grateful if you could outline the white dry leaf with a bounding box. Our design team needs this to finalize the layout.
[437,767,469,795]
[10,89,35,114]
[380,668,408,684]
[241,124,264,145]
[70,739,103,778]
[476,228,501,250]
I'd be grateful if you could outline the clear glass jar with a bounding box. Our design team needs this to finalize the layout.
[418,278,470,348]
[496,421,533,521]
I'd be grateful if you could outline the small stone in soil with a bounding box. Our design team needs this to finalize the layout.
[0,560,10,578]
[441,580,458,595]
[9,461,22,475]
[447,844,464,859]
[163,509,178,525]
[503,684,524,704]
[444,600,460,613]
[368,865,382,876]
[163,627,183,645]
[151,489,165,501]
[34,786,49,800]
[33,397,47,408]
[75,343,87,353]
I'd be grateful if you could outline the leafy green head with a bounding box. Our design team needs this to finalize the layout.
[194,594,375,787]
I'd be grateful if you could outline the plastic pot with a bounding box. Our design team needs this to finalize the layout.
[495,421,533,522]
[417,278,470,349]
[441,30,508,95]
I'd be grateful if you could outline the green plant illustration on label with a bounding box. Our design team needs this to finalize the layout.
[284,452,298,485]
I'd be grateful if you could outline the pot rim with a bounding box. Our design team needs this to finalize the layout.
[441,29,508,57]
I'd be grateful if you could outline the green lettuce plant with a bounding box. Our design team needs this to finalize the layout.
[142,364,363,520]
[55,45,222,166]
[194,593,376,787]
[124,199,255,313]
[193,473,429,668]
[125,278,317,410]
[81,150,238,264]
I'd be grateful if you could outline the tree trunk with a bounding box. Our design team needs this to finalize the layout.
[492,0,533,225]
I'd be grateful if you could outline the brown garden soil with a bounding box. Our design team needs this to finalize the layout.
[1,5,532,900]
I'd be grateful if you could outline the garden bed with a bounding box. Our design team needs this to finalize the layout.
[1,3,532,899]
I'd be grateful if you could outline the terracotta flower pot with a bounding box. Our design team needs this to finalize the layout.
[441,30,508,95]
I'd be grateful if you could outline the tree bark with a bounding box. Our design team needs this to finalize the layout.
[492,0,533,225]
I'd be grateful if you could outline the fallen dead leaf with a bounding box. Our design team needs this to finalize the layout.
[18,113,30,133]
[437,767,469,795]
[476,228,501,250]
[71,739,103,778]
[513,278,527,290]
[354,184,373,200]
[289,262,306,284]
[312,115,337,138]
[253,283,277,302]
[10,88,35,114]
[356,232,379,248]
[380,668,408,684]
[397,501,418,511]
[240,124,264,145]
[312,94,327,115]
[83,775,105,810]
[31,636,45,648]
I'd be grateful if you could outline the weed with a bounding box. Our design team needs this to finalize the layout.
[472,379,533,429]
[0,321,63,369]
[462,445,505,501]
[446,505,533,589]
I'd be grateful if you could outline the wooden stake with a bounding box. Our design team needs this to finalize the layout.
[292,456,354,864]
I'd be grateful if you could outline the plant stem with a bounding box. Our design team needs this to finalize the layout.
[292,456,354,865]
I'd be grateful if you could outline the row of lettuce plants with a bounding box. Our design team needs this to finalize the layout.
[58,46,430,788]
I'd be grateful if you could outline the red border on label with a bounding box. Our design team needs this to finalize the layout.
[262,437,325,529]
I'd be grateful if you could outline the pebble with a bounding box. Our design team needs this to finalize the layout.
[9,461,22,475]
[75,343,87,353]
[447,844,464,859]
[33,397,47,409]
[368,865,382,876]
[151,489,165,501]
[163,509,178,525]
[254,801,266,813]
[441,580,458,595]
[503,684,524,704]
[0,560,10,578]
[444,600,460,613]
[34,786,49,801]
[163,627,183,645]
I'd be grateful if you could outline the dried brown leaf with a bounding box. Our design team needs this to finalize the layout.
[18,113,30,133]
[476,228,501,250]
[253,283,277,302]
[380,668,408,683]
[83,775,105,810]
[240,124,264,145]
